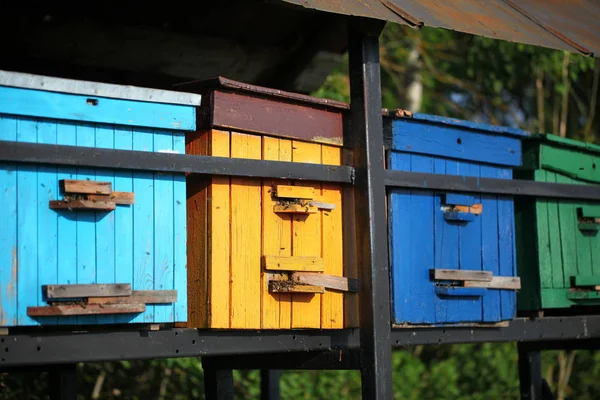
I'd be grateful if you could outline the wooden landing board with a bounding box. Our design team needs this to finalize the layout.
[62,179,112,195]
[87,192,135,205]
[28,303,145,316]
[268,281,324,294]
[273,204,318,214]
[464,277,521,290]
[49,200,116,211]
[45,283,132,299]
[263,256,324,272]
[88,290,177,304]
[431,269,493,282]
[291,272,358,293]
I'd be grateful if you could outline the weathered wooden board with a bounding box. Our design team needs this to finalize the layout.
[49,200,116,211]
[431,269,493,282]
[263,256,324,272]
[61,179,112,194]
[87,192,135,205]
[464,277,521,290]
[45,284,132,299]
[88,290,177,304]
[268,281,325,294]
[28,304,145,316]
[273,204,319,214]
[291,272,358,293]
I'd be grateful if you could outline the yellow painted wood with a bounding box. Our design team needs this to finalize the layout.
[321,145,344,328]
[261,137,292,329]
[230,132,262,329]
[263,255,325,272]
[342,148,359,328]
[291,140,322,328]
[208,130,231,328]
[273,204,319,214]
[277,139,293,329]
[275,185,315,199]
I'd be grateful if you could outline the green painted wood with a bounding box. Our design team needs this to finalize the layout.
[573,276,600,287]
[517,135,600,310]
[566,291,600,301]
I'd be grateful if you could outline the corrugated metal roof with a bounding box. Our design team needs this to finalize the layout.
[281,0,600,56]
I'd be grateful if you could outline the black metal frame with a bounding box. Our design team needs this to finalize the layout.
[1,14,600,400]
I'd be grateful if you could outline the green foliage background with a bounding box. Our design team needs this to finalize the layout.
[3,24,600,399]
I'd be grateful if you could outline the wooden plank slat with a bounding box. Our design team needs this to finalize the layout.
[268,281,325,294]
[573,275,600,287]
[275,185,315,199]
[49,200,116,211]
[45,284,132,299]
[87,192,135,205]
[464,277,521,290]
[273,204,318,214]
[27,304,145,316]
[263,255,324,272]
[431,269,493,282]
[88,290,177,304]
[291,272,358,293]
[61,179,112,195]
[453,204,483,215]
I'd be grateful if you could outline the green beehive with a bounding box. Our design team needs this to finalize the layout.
[516,134,600,311]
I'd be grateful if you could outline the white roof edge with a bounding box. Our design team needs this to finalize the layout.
[0,70,202,106]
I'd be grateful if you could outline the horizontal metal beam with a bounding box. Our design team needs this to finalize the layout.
[2,317,600,367]
[385,170,600,200]
[203,350,361,370]
[0,141,354,183]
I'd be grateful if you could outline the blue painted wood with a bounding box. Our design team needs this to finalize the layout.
[55,122,78,325]
[388,116,520,325]
[37,121,59,325]
[407,154,436,324]
[391,119,522,166]
[389,152,412,324]
[435,287,487,297]
[457,162,483,322]
[480,166,502,322]
[153,130,175,323]
[0,117,18,326]
[172,132,187,322]
[113,127,136,324]
[94,126,116,325]
[444,212,476,223]
[2,85,189,327]
[132,128,155,324]
[0,86,196,131]
[497,168,517,321]
[16,119,38,326]
[444,194,476,206]
[409,113,528,138]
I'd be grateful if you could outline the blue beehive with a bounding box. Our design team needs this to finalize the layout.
[387,113,527,326]
[0,71,200,326]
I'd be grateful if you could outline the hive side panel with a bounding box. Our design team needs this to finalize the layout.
[545,171,565,290]
[343,149,359,328]
[291,140,322,329]
[0,116,18,326]
[457,161,483,322]
[208,129,232,328]
[94,125,116,325]
[556,175,579,291]
[230,132,262,329]
[186,130,209,328]
[113,127,135,324]
[534,170,553,290]
[320,145,343,329]
[153,129,175,323]
[432,158,447,323]
[496,168,516,320]
[278,139,293,329]
[131,128,155,324]
[261,137,292,329]
[172,132,187,322]
[480,166,502,319]
[16,119,39,325]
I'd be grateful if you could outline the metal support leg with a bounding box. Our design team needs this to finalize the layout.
[48,364,77,400]
[518,343,544,400]
[260,370,281,400]
[203,365,234,400]
[348,17,393,400]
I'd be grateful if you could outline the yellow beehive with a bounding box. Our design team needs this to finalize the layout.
[182,78,356,329]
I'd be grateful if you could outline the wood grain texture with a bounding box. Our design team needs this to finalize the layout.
[320,145,344,328]
[230,132,262,329]
[28,304,145,316]
[185,130,209,328]
[62,179,112,195]
[464,277,521,290]
[88,290,177,304]
[211,90,343,146]
[87,192,135,204]
[268,282,325,294]
[291,272,357,293]
[273,204,318,214]
[432,269,492,282]
[263,256,324,272]
[208,130,231,328]
[45,284,132,299]
[275,185,315,199]
[49,199,116,211]
[291,141,322,329]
